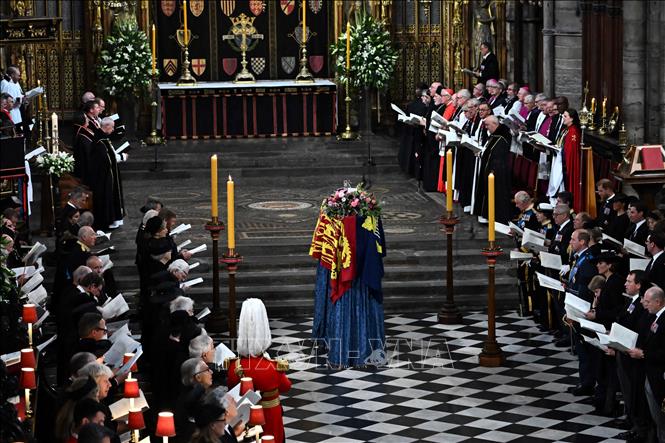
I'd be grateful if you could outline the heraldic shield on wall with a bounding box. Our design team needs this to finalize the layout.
[155,0,329,81]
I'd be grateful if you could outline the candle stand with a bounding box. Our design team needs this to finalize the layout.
[478,242,505,367]
[220,249,242,339]
[438,210,462,324]
[204,219,226,333]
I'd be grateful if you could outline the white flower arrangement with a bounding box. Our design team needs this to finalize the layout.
[331,13,398,90]
[97,21,152,98]
[36,152,75,177]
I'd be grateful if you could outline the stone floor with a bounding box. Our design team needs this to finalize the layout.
[105,135,624,441]
[259,312,626,443]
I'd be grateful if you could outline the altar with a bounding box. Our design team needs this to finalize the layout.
[159,79,337,140]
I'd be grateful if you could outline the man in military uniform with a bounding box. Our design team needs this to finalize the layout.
[532,203,556,330]
[548,204,574,347]
[513,191,541,315]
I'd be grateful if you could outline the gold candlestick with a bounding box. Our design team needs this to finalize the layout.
[176,29,196,85]
[295,24,314,83]
[338,79,358,140]
[145,72,164,145]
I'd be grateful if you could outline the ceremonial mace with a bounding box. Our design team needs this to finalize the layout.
[176,0,196,85]
[438,150,462,324]
[478,173,505,367]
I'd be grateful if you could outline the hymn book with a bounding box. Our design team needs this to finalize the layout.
[623,238,647,258]
[27,285,47,306]
[564,292,591,322]
[177,239,191,251]
[189,244,207,255]
[115,346,143,378]
[99,294,129,320]
[109,390,148,420]
[629,258,650,271]
[607,322,638,352]
[24,146,46,161]
[536,272,564,292]
[522,229,547,252]
[36,334,57,352]
[583,334,608,352]
[114,142,130,155]
[170,223,192,236]
[195,307,210,320]
[34,310,49,328]
[460,134,482,154]
[508,222,524,237]
[390,103,406,116]
[539,251,563,271]
[24,86,44,100]
[214,342,236,366]
[579,318,607,334]
[180,277,203,289]
[494,222,512,236]
[23,242,46,266]
[602,233,623,247]
[20,273,43,294]
[104,333,140,369]
[510,250,533,260]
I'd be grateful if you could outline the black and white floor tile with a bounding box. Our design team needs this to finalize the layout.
[263,312,627,443]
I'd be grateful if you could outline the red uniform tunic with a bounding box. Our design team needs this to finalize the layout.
[227,356,291,443]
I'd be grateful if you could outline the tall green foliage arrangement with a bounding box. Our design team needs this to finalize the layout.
[331,13,398,90]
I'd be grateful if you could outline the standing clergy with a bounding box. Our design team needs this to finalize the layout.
[422,86,447,192]
[456,98,481,212]
[87,117,126,230]
[475,42,500,85]
[475,116,512,224]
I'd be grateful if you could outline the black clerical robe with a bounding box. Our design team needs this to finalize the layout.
[398,97,427,177]
[476,124,512,223]
[73,125,95,181]
[479,52,499,84]
[87,137,121,229]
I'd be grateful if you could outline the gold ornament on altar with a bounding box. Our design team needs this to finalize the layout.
[223,13,264,83]
[176,0,196,85]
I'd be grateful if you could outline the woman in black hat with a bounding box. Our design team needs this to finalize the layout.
[604,193,630,242]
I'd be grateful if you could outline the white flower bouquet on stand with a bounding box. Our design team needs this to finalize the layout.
[36,152,74,177]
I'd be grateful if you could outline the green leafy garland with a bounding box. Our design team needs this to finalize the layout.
[97,20,152,98]
[330,13,398,90]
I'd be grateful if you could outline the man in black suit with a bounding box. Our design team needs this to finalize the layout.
[595,179,616,229]
[645,230,665,289]
[476,42,499,85]
[613,270,651,442]
[628,286,665,442]
[624,201,649,245]
[549,204,574,262]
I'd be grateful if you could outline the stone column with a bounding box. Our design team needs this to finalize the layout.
[552,1,582,106]
[645,1,664,143]
[542,0,555,97]
[622,0,646,144]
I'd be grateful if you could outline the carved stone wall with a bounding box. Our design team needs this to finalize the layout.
[543,0,582,105]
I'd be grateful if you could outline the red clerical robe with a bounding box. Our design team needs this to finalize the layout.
[563,125,581,212]
[227,356,291,443]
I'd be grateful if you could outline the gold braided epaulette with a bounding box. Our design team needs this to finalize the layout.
[276,359,289,372]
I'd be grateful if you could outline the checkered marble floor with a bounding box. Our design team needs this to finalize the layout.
[263,311,627,443]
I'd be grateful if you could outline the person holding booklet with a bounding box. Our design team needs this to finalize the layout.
[608,270,652,442]
[626,286,665,442]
